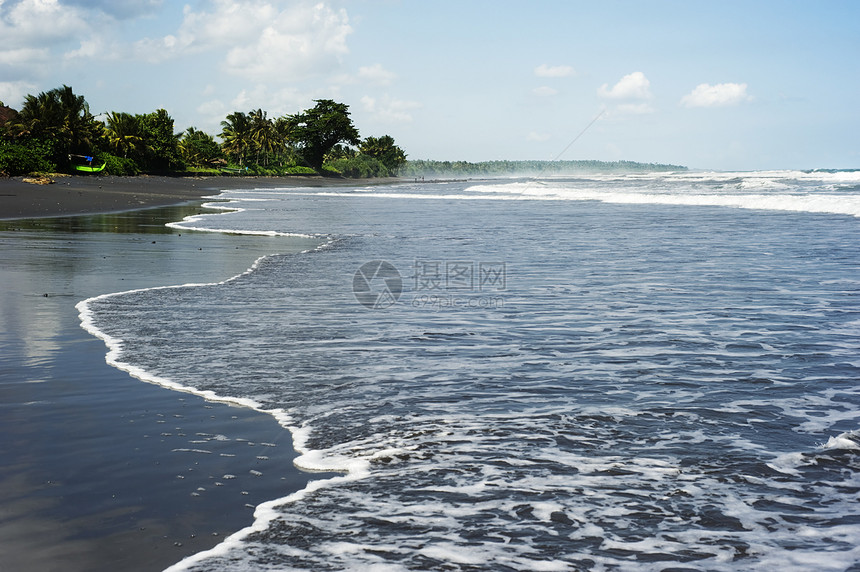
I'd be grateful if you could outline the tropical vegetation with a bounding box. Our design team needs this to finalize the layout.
[401,159,687,178]
[0,86,407,178]
[0,84,687,179]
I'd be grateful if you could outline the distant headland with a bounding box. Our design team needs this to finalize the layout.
[401,159,687,178]
[1,85,685,182]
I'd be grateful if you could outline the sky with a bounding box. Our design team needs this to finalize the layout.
[1,0,858,170]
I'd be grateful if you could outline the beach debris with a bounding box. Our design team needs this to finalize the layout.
[22,175,55,185]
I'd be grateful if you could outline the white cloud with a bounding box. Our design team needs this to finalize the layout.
[0,0,92,57]
[535,64,574,78]
[63,0,163,20]
[197,98,227,118]
[598,71,652,100]
[361,95,421,124]
[228,85,316,115]
[64,37,109,62]
[0,47,50,66]
[0,80,37,106]
[357,64,396,86]
[196,98,229,133]
[224,6,351,81]
[231,89,254,111]
[532,86,558,97]
[681,82,751,108]
[0,0,129,76]
[169,1,274,52]
[133,35,180,63]
[136,1,352,81]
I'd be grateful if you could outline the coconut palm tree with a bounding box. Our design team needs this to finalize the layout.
[220,111,251,166]
[179,127,222,167]
[249,108,275,166]
[104,112,145,159]
[8,85,100,164]
[360,135,407,173]
[273,115,295,165]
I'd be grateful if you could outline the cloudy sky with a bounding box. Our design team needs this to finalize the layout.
[1,0,857,170]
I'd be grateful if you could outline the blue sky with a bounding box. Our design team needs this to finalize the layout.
[1,0,857,170]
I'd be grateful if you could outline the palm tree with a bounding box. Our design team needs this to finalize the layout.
[220,111,251,166]
[8,85,99,163]
[273,115,295,165]
[360,135,407,173]
[8,91,59,142]
[249,108,275,166]
[179,127,222,167]
[104,112,144,159]
[55,85,96,148]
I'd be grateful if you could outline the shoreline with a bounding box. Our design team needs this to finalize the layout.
[0,174,404,220]
[0,203,331,571]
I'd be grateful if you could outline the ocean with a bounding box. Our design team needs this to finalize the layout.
[79,171,860,571]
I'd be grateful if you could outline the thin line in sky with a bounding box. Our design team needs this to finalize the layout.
[509,107,607,201]
[551,108,606,163]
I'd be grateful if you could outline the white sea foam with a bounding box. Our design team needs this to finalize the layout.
[76,261,270,412]
[277,170,860,218]
[456,180,860,217]
[824,430,860,450]
[77,173,860,571]
[75,208,375,571]
[165,199,319,237]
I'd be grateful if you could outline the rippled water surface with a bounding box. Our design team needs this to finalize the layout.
[81,172,860,570]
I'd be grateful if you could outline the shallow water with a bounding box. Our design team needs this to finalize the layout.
[0,205,323,572]
[79,172,860,571]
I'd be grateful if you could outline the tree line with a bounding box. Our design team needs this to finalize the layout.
[401,159,687,178]
[0,85,407,178]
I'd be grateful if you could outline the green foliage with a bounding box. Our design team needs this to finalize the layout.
[220,111,252,166]
[96,151,140,176]
[179,127,223,167]
[1,87,410,178]
[320,165,343,177]
[249,108,277,166]
[183,166,222,175]
[325,144,357,161]
[289,99,360,171]
[138,109,184,172]
[101,108,184,173]
[325,155,389,178]
[104,112,144,159]
[401,159,687,177]
[0,140,55,175]
[7,85,101,168]
[360,135,406,174]
[282,165,318,175]
[3,85,700,182]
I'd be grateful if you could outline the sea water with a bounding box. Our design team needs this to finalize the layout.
[79,171,860,571]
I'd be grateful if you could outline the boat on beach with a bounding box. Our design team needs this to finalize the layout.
[69,154,106,173]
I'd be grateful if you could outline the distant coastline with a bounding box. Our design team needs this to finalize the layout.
[0,159,689,221]
[401,159,687,178]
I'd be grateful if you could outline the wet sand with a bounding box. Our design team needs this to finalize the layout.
[0,174,401,220]
[0,204,331,571]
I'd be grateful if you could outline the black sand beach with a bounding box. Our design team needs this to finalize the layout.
[0,173,401,220]
[0,199,329,571]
